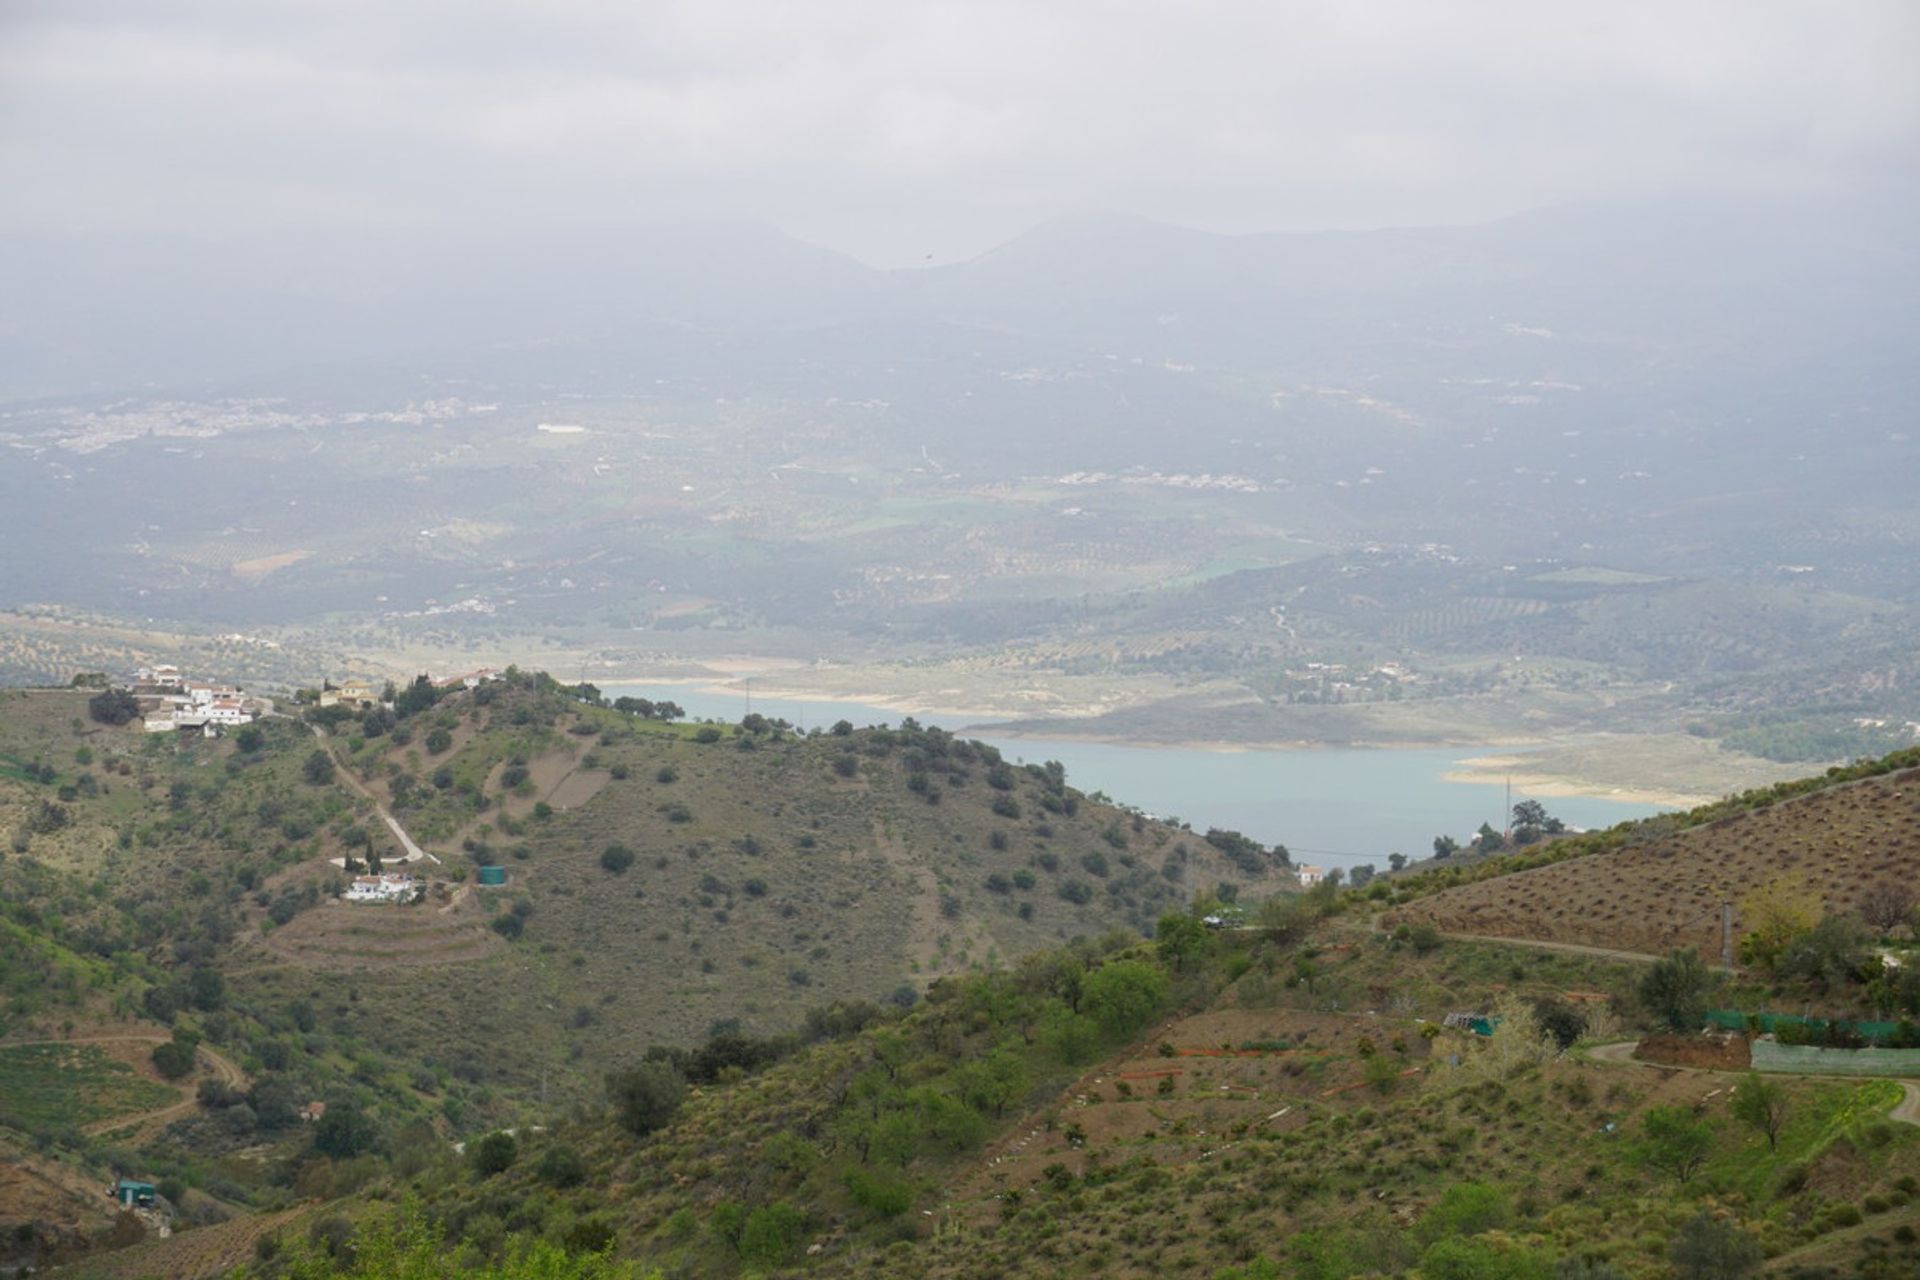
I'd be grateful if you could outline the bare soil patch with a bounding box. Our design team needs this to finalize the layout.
[56,1204,317,1280]
[1634,1033,1751,1071]
[545,765,609,810]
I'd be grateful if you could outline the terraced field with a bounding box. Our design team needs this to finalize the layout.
[53,1204,322,1280]
[0,1042,179,1130]
[252,891,502,969]
[1393,765,1920,958]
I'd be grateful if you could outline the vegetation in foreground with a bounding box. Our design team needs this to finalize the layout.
[8,684,1920,1279]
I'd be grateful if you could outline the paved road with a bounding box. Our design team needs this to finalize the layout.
[1587,1040,1920,1128]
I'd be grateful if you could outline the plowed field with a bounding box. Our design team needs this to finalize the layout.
[1392,766,1920,958]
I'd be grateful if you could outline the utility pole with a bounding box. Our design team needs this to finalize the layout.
[1721,901,1735,968]
[744,677,752,719]
[1504,775,1512,841]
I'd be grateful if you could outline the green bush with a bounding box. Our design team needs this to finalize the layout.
[1419,1236,1547,1280]
[1668,1211,1763,1280]
[469,1131,517,1177]
[607,1062,686,1136]
[536,1144,585,1188]
[739,1201,806,1265]
[559,1217,615,1255]
[1416,1182,1511,1244]
[151,1038,196,1080]
[1083,960,1169,1037]
[845,1169,912,1216]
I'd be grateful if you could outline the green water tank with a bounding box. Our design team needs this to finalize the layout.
[477,865,507,886]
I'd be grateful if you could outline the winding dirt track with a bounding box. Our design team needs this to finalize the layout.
[5,1034,248,1143]
[306,721,438,864]
[1587,1040,1920,1127]
[1365,911,1738,973]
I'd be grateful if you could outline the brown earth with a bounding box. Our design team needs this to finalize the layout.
[1393,767,1920,958]
[52,1203,319,1280]
[0,1147,119,1265]
[1633,1033,1752,1071]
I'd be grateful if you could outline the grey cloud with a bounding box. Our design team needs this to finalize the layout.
[2,0,1916,263]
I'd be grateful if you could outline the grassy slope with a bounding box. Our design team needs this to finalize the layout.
[0,1043,178,1129]
[190,927,1920,1280]
[233,677,1290,1106]
[0,677,1284,1138]
[22,710,1920,1274]
[864,941,1920,1280]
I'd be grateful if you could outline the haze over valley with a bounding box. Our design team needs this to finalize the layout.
[5,193,1918,803]
[4,4,1920,1278]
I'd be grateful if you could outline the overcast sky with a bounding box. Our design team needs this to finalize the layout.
[2,0,1916,265]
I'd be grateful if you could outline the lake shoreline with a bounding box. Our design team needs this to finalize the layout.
[598,675,1706,811]
[1440,761,1713,810]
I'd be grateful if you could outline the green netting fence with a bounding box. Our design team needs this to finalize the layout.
[1704,1010,1912,1046]
[1749,1040,1920,1077]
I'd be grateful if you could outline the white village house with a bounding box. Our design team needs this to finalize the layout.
[343,873,418,904]
[138,672,259,732]
[1296,865,1328,888]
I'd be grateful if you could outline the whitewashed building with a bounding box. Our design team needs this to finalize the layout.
[343,873,417,903]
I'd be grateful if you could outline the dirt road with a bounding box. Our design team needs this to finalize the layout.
[6,1033,248,1143]
[1367,912,1736,973]
[307,723,438,864]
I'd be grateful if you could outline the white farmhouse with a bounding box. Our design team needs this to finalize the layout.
[205,698,253,726]
[343,873,418,904]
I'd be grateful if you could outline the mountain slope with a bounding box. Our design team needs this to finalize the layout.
[1390,749,1920,960]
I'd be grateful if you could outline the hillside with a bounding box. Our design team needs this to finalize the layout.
[0,672,1287,1271]
[11,697,1920,1278]
[1389,751,1920,962]
[97,895,1920,1280]
[224,673,1291,1093]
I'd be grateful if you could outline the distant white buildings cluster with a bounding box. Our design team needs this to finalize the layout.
[315,667,500,710]
[434,667,502,691]
[134,665,262,734]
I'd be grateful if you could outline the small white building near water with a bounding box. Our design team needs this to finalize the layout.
[343,873,418,904]
[433,667,503,690]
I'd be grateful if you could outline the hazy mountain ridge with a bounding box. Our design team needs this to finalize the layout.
[2,192,1916,769]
